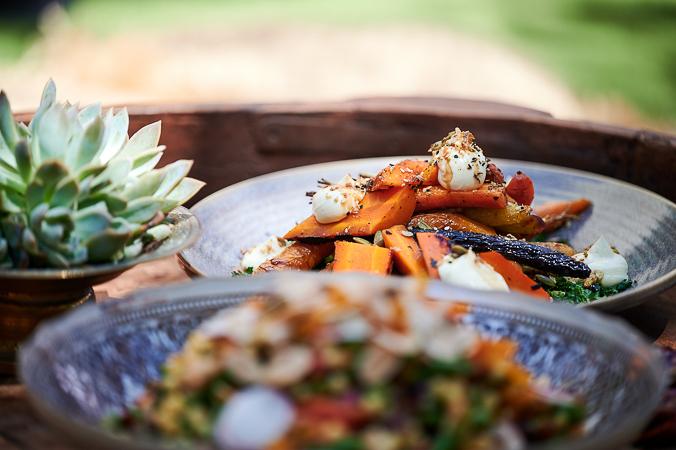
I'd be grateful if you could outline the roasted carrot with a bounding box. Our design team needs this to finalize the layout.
[332,241,393,275]
[285,187,416,239]
[495,214,545,238]
[505,171,535,205]
[415,185,507,211]
[371,160,428,190]
[535,198,592,233]
[370,160,438,190]
[256,242,334,273]
[408,212,496,235]
[478,251,551,301]
[463,202,532,227]
[382,225,427,276]
[415,232,451,278]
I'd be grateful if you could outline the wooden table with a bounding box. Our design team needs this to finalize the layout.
[3,98,675,449]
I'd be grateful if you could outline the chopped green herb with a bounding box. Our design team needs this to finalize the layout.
[544,277,632,304]
[231,266,254,276]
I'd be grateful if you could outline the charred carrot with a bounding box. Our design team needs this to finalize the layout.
[285,187,416,239]
[332,241,392,275]
[382,225,427,276]
[409,212,497,235]
[256,242,334,273]
[478,251,551,301]
[371,160,428,190]
[415,185,507,211]
[415,232,451,278]
[535,198,592,233]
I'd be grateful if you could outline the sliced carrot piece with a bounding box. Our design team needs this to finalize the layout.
[370,160,439,191]
[535,198,592,233]
[285,187,416,239]
[505,171,535,205]
[370,160,431,190]
[478,251,551,301]
[332,241,392,275]
[409,212,496,235]
[382,225,427,276]
[415,232,451,278]
[415,185,507,211]
[256,242,334,273]
[419,163,439,185]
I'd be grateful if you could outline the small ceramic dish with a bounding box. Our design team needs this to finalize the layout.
[19,272,667,450]
[179,157,676,312]
[0,206,200,372]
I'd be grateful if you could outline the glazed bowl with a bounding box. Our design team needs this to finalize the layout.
[179,157,676,312]
[0,206,200,372]
[19,272,667,450]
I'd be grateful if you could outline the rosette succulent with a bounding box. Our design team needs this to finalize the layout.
[0,80,204,268]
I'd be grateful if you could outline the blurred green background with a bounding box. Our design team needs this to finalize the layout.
[1,0,675,126]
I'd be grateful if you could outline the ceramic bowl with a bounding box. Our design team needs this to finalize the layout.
[179,157,676,312]
[19,272,667,450]
[0,206,200,372]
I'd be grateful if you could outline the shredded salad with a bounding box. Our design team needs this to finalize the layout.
[111,283,585,449]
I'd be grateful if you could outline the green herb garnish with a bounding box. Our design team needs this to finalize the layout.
[231,266,254,276]
[544,277,632,304]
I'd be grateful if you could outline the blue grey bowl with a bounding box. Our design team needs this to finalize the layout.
[19,273,667,450]
[179,157,676,312]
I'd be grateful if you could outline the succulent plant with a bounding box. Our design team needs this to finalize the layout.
[0,80,204,269]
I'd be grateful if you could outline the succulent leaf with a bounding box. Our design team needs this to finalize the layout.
[99,108,129,163]
[0,190,22,213]
[0,91,18,149]
[129,146,164,174]
[117,121,161,159]
[51,176,79,208]
[85,229,130,262]
[14,139,32,181]
[74,202,112,240]
[154,160,192,198]
[37,105,71,162]
[75,115,104,168]
[161,177,206,212]
[120,197,163,223]
[21,228,39,254]
[122,170,166,200]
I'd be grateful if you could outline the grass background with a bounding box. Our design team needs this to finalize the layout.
[1,0,675,122]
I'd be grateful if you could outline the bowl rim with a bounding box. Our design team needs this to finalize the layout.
[0,206,201,280]
[19,272,669,450]
[178,156,676,311]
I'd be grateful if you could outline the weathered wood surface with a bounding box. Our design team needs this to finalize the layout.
[5,98,675,449]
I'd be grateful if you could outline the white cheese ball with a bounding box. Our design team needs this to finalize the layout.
[439,250,509,292]
[430,128,487,191]
[213,386,295,450]
[312,175,365,224]
[574,236,628,287]
[240,236,291,270]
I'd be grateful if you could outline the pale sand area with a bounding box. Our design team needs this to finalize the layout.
[0,10,659,130]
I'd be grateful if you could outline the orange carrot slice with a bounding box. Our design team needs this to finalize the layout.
[256,242,334,273]
[409,212,497,235]
[285,187,416,239]
[478,251,551,301]
[332,241,392,275]
[370,160,432,190]
[415,185,507,211]
[416,232,451,278]
[535,198,592,233]
[382,225,427,276]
